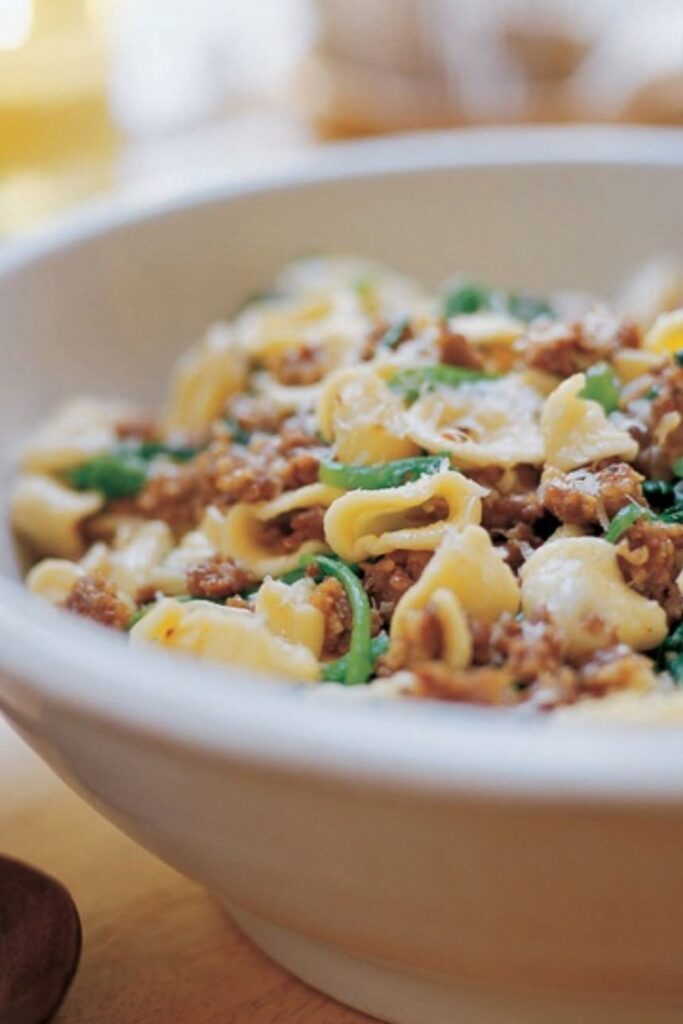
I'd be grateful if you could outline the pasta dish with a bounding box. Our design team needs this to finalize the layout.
[11,257,683,713]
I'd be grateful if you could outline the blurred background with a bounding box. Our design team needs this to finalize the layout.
[1,0,682,239]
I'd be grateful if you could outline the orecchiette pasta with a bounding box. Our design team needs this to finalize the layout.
[130,597,319,680]
[644,309,683,357]
[214,483,343,578]
[391,526,520,654]
[254,577,325,656]
[448,312,524,346]
[11,474,103,559]
[317,365,419,465]
[541,373,638,472]
[165,323,248,432]
[520,537,668,657]
[80,520,174,597]
[27,558,87,605]
[20,397,137,473]
[149,519,219,596]
[324,470,484,562]
[13,256,683,715]
[405,374,545,468]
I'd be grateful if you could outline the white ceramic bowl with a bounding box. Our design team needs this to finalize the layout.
[2,128,683,1024]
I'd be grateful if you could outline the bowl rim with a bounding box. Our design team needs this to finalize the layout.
[3,124,683,805]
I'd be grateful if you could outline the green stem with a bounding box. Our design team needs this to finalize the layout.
[300,554,373,685]
[388,364,498,404]
[321,633,390,683]
[320,455,447,491]
[605,502,655,543]
[580,362,620,414]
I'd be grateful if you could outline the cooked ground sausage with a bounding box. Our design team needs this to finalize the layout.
[64,574,131,630]
[519,311,639,377]
[361,550,432,624]
[540,461,645,528]
[437,325,485,369]
[186,558,252,600]
[617,519,683,621]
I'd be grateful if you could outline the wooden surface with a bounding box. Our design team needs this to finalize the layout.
[0,718,371,1024]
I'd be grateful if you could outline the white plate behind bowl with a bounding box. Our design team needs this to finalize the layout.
[2,128,683,1024]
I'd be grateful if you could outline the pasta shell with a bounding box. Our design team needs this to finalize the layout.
[212,483,342,578]
[20,397,136,473]
[324,470,484,562]
[165,323,248,432]
[10,474,103,559]
[391,525,520,653]
[318,365,419,464]
[406,374,545,469]
[520,536,667,657]
[80,520,174,598]
[254,577,324,657]
[130,597,319,681]
[541,373,638,472]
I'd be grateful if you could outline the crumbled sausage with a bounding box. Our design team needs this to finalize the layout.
[361,549,432,624]
[362,318,414,359]
[470,465,544,530]
[411,663,518,705]
[129,423,323,532]
[64,574,130,630]
[388,603,656,708]
[519,310,640,377]
[577,644,656,698]
[406,496,450,527]
[617,519,683,621]
[206,427,322,507]
[627,363,683,478]
[437,325,485,370]
[133,466,215,533]
[540,461,644,528]
[468,465,545,569]
[486,610,566,680]
[115,417,158,442]
[310,577,353,656]
[225,394,286,436]
[260,505,326,554]
[267,345,327,386]
[494,522,542,571]
[186,557,252,600]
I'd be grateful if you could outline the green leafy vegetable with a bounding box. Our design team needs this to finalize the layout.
[580,362,620,414]
[66,438,201,501]
[442,281,553,321]
[505,292,554,321]
[126,603,153,630]
[224,415,252,445]
[675,351,683,367]
[443,283,491,317]
[388,364,498,404]
[643,479,675,508]
[659,622,683,684]
[660,506,683,525]
[605,502,654,543]
[133,441,200,463]
[236,287,282,312]
[320,456,447,491]
[300,554,373,685]
[66,452,147,500]
[321,633,390,683]
[645,384,661,401]
[378,316,411,350]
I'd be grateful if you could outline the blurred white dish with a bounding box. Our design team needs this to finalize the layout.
[1,128,683,1024]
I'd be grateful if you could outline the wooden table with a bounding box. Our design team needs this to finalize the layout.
[0,718,371,1023]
